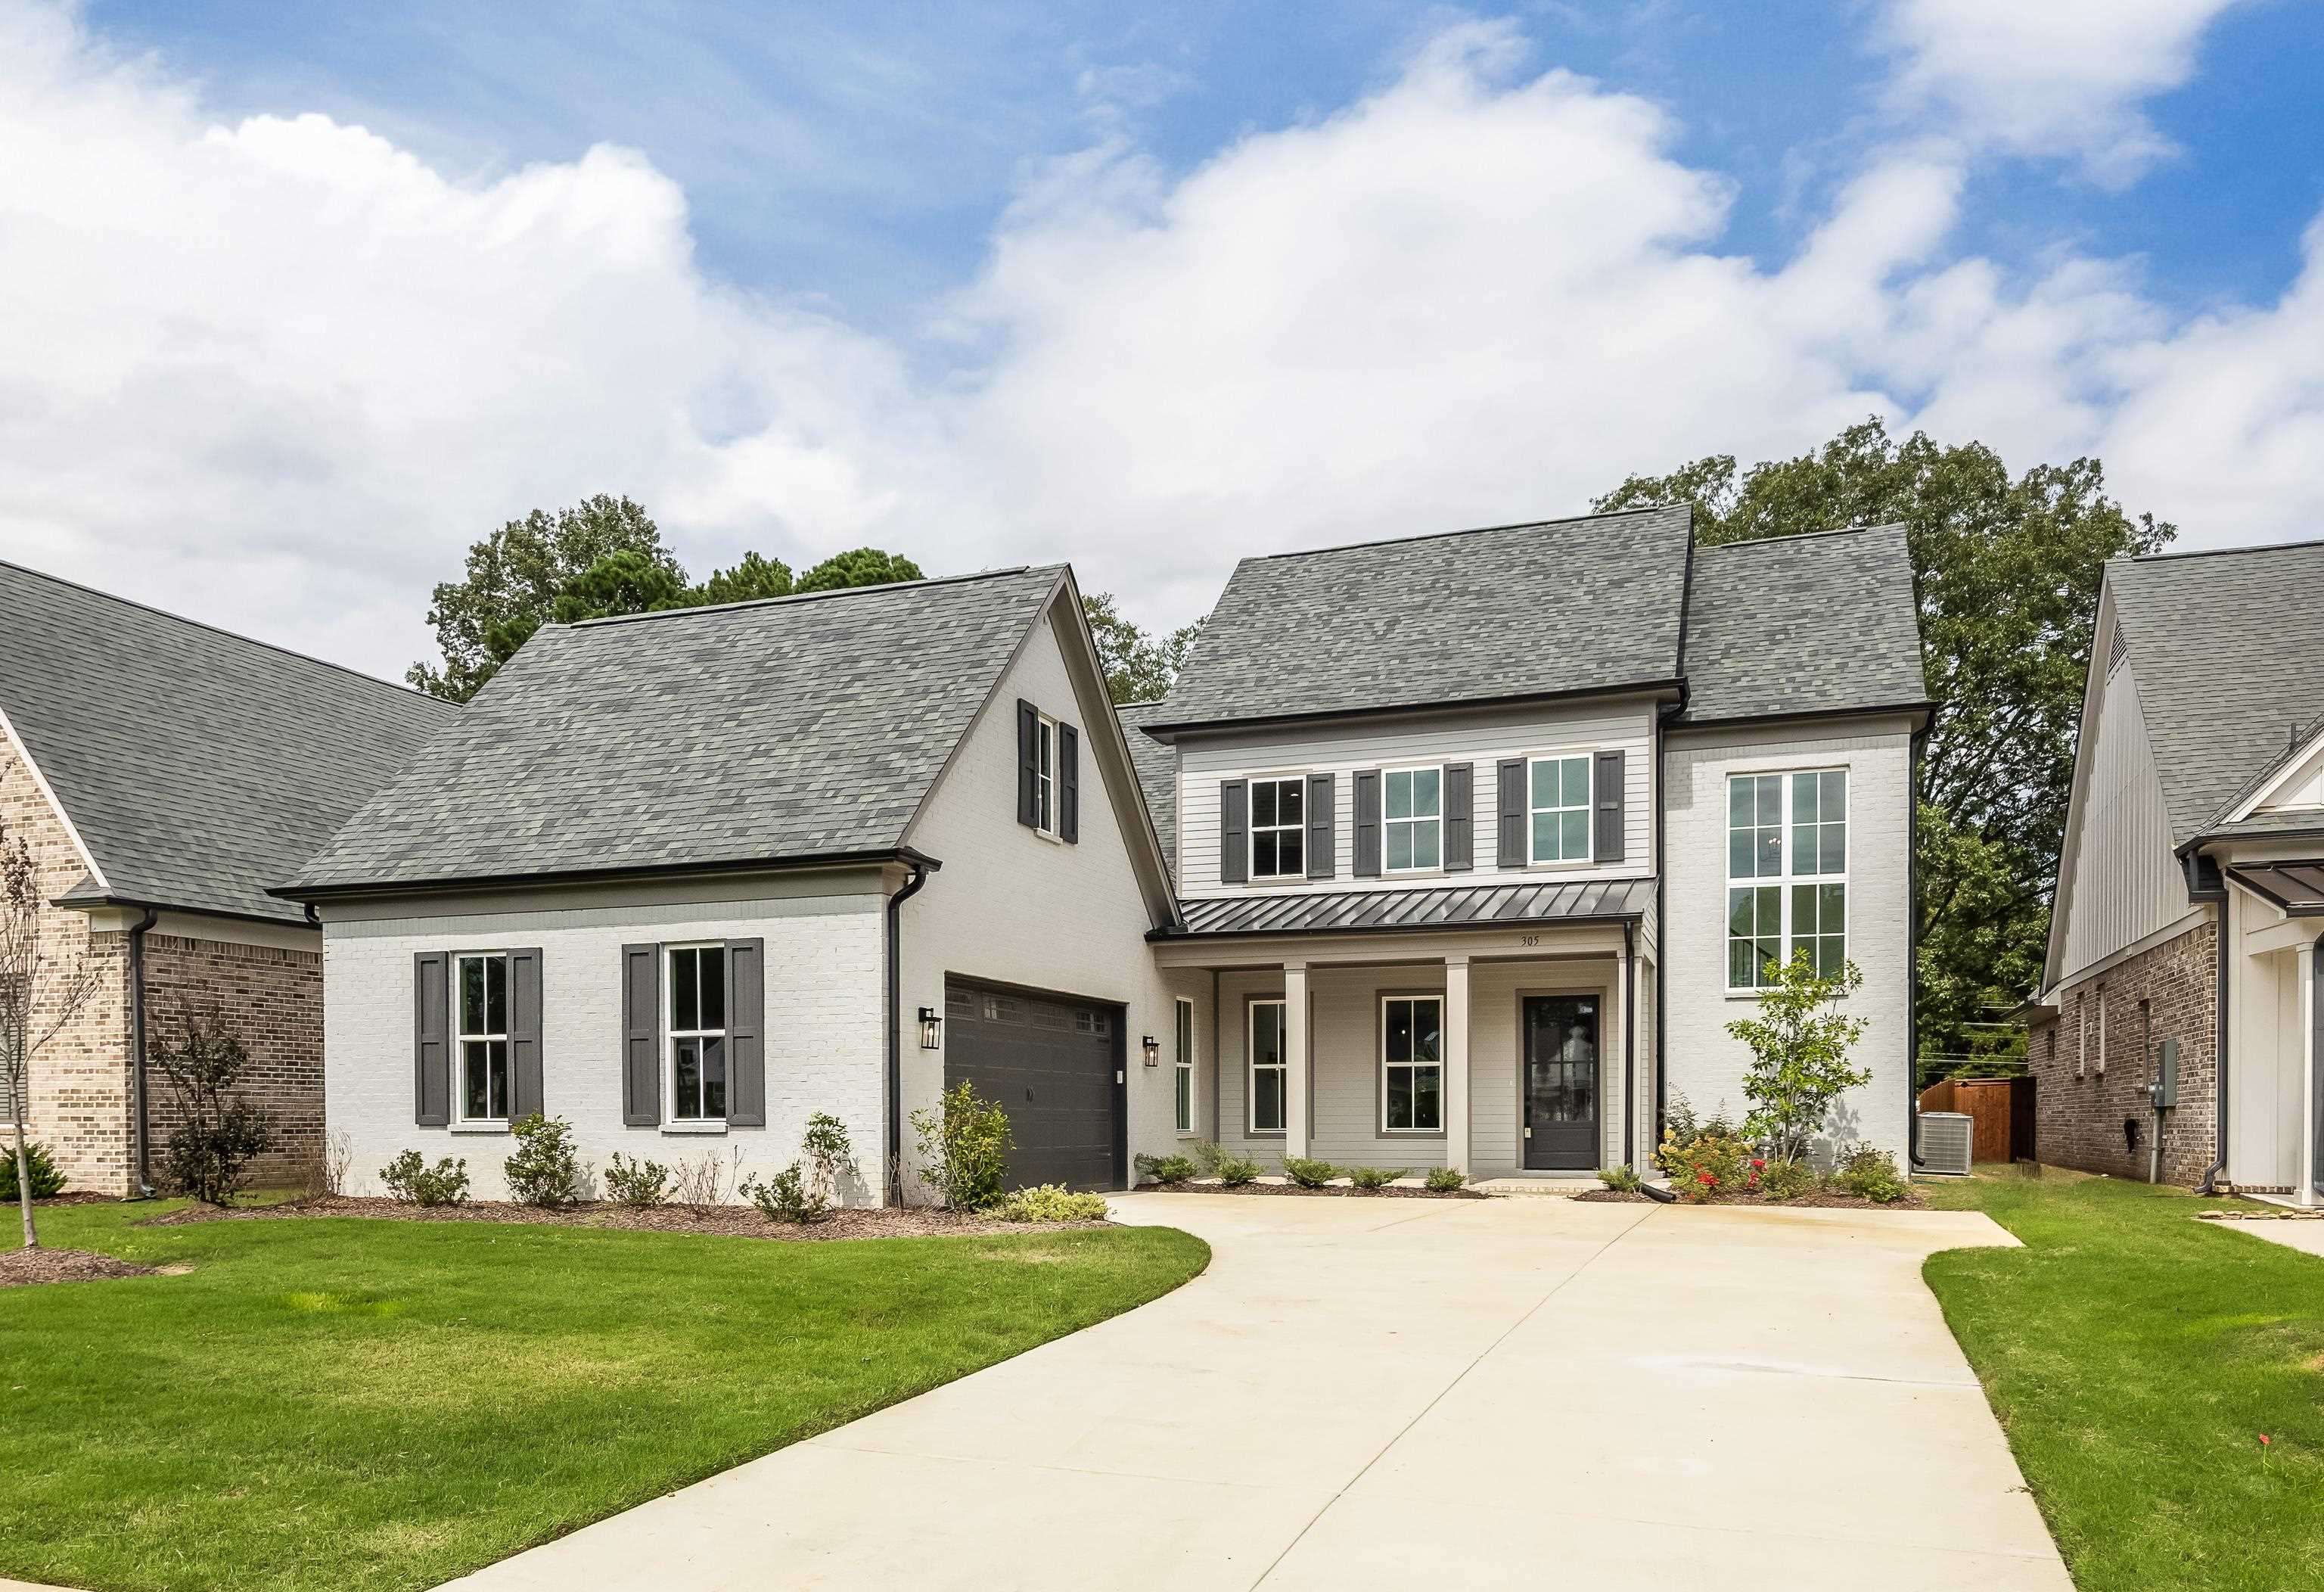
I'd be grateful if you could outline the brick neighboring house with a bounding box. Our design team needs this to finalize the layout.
[2031,539,2324,1195]
[0,561,456,1195]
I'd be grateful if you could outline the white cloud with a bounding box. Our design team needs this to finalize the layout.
[0,0,2316,682]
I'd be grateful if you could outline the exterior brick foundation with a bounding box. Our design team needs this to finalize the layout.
[2029,917,2218,1188]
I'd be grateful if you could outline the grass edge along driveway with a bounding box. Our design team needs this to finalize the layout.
[1922,1172,2324,1592]
[1,1200,1209,1592]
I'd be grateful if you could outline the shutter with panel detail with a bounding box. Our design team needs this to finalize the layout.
[1306,773,1334,879]
[1059,723,1080,843]
[1016,700,1039,828]
[1219,779,1249,884]
[621,943,661,1127]
[413,951,450,1127]
[1444,763,1474,871]
[508,947,544,1120]
[1353,770,1381,878]
[1593,749,1626,863]
[1496,759,1526,869]
[725,937,766,1127]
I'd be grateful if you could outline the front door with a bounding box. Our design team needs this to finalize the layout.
[1522,995,1600,1171]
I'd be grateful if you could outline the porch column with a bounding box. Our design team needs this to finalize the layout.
[1285,961,1310,1161]
[2303,936,2318,1208]
[1443,955,1471,1175]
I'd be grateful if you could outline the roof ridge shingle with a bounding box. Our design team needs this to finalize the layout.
[1254,503,1683,564]
[569,564,1049,630]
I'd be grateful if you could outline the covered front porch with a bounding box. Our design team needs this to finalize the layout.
[2226,859,2324,1202]
[1153,881,1657,1179]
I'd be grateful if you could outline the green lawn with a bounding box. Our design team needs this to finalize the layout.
[1923,1171,2324,1591]
[1,1200,1207,1592]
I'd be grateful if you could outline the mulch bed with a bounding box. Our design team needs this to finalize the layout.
[138,1193,1108,1242]
[0,1245,159,1287]
[12,1192,121,1207]
[1141,1181,1488,1199]
[1579,1186,1928,1208]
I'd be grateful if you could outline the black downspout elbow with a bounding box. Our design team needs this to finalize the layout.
[884,861,931,1207]
[127,906,158,1199]
[2198,900,2231,1195]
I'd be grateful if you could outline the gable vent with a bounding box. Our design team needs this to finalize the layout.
[2105,621,2128,677]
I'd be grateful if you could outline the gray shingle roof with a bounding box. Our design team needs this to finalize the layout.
[1157,877,1654,939]
[1151,507,1695,730]
[287,567,1061,894]
[0,560,458,924]
[2109,540,2324,847]
[1114,699,1177,874]
[1677,525,1928,724]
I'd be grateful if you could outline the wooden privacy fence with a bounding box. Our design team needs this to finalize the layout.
[1916,1077,2035,1164]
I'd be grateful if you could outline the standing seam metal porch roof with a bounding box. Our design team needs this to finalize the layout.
[1155,878,1654,939]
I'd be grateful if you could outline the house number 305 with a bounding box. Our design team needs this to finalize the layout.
[1518,935,1540,947]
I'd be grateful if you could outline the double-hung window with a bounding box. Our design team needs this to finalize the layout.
[1381,995,1443,1132]
[1250,776,1305,878]
[1528,754,1592,863]
[1033,714,1058,835]
[1174,997,1196,1134]
[1726,770,1847,989]
[1249,999,1287,1133]
[666,944,729,1122]
[454,952,509,1124]
[1384,766,1442,871]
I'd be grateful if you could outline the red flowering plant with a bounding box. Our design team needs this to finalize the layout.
[1655,1097,1749,1204]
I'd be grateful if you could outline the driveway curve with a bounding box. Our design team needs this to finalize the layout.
[443,1193,2068,1590]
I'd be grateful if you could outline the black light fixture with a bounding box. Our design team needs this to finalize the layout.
[918,1007,942,1049]
[1142,1033,1160,1068]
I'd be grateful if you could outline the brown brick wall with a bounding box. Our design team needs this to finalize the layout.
[144,933,325,1191]
[2028,916,2219,1187]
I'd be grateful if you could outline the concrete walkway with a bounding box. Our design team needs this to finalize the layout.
[443,1194,2068,1590]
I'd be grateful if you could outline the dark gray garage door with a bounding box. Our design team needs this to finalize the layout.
[944,979,1125,1191]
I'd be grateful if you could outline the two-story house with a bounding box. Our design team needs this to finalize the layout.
[281,506,1927,1201]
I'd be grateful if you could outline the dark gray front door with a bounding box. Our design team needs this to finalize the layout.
[943,980,1125,1191]
[1523,995,1600,1171]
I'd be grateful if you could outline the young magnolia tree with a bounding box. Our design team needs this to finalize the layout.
[2,818,98,1248]
[1727,949,1870,1164]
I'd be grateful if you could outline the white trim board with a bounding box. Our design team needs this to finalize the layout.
[0,701,108,893]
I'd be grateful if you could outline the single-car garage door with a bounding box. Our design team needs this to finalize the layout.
[944,978,1126,1191]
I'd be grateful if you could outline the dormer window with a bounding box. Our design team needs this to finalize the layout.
[1384,766,1442,871]
[1250,776,1306,878]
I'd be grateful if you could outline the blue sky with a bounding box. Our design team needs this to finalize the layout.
[6,1,2322,677]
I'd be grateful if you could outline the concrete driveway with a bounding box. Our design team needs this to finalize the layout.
[444,1193,2068,1591]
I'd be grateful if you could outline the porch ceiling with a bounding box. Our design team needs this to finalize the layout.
[2227,860,2324,916]
[1154,877,1654,941]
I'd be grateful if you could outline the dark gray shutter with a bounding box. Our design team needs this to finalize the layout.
[413,951,449,1127]
[1444,763,1474,871]
[1016,700,1039,828]
[1306,773,1334,879]
[621,943,661,1126]
[1593,749,1626,863]
[1353,770,1381,878]
[1496,759,1525,869]
[1059,723,1080,843]
[509,947,544,1121]
[1220,779,1248,884]
[725,937,766,1127]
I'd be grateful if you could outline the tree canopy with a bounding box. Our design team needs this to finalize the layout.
[1083,591,1206,705]
[1595,418,2173,1068]
[409,500,926,702]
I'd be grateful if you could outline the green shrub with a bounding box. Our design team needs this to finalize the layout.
[995,1183,1110,1223]
[740,1163,825,1224]
[380,1151,468,1206]
[1832,1145,1907,1204]
[1596,1164,1644,1193]
[1758,1157,1820,1201]
[1347,1165,1406,1191]
[1215,1152,1262,1186]
[1282,1156,1339,1189]
[1425,1165,1467,1192]
[602,1152,672,1207]
[1656,1096,1751,1203]
[151,1008,272,1206]
[1135,1154,1198,1186]
[801,1112,857,1206]
[1,1139,66,1201]
[504,1115,586,1207]
[909,1080,1012,1210]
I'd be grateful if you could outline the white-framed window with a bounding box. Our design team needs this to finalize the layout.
[1726,770,1847,990]
[1384,765,1442,871]
[1034,714,1058,835]
[1381,995,1443,1133]
[2096,984,2108,1074]
[1249,998,1287,1133]
[1250,776,1305,878]
[1528,754,1592,864]
[1174,997,1196,1134]
[454,951,510,1124]
[666,943,729,1122]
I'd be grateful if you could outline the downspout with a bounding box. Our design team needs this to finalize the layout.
[884,860,932,1207]
[1906,726,1926,1169]
[2197,866,2230,1196]
[126,906,158,1199]
[1622,919,1636,1171]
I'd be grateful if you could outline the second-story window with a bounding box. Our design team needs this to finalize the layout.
[1726,770,1847,989]
[1528,754,1592,863]
[1033,714,1057,835]
[1384,766,1442,871]
[1251,776,1305,878]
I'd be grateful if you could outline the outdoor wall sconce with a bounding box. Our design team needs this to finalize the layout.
[918,1007,941,1049]
[1142,1034,1160,1068]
